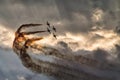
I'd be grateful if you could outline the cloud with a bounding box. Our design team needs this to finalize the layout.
[1,1,120,80]
[0,0,60,30]
[54,0,120,33]
[114,45,120,62]
[0,0,119,34]
[0,0,120,63]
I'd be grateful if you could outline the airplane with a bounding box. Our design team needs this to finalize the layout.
[53,33,57,39]
[53,26,56,32]
[47,28,51,34]
[47,21,50,27]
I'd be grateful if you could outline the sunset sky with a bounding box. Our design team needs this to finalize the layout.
[0,0,119,32]
[0,0,119,51]
[0,0,120,80]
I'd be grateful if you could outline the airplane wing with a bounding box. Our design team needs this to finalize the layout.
[53,26,56,32]
[47,28,51,34]
[47,21,50,27]
[53,33,57,39]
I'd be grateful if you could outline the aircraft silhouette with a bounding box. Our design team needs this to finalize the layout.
[47,21,50,27]
[53,26,56,32]
[47,28,51,34]
[53,33,57,39]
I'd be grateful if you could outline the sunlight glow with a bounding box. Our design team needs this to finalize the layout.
[37,29,120,52]
[0,24,119,53]
[0,25,14,48]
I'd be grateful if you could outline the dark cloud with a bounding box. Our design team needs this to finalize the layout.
[92,48,110,62]
[55,0,93,33]
[55,0,92,20]
[0,0,59,30]
[54,0,119,33]
[115,45,120,61]
[0,0,52,5]
[0,0,119,33]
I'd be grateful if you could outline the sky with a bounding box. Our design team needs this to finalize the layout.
[0,0,119,52]
[0,0,120,80]
[0,0,119,33]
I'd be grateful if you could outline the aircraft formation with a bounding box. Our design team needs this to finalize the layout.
[16,21,57,39]
[13,21,57,55]
[12,21,117,80]
[47,21,57,39]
